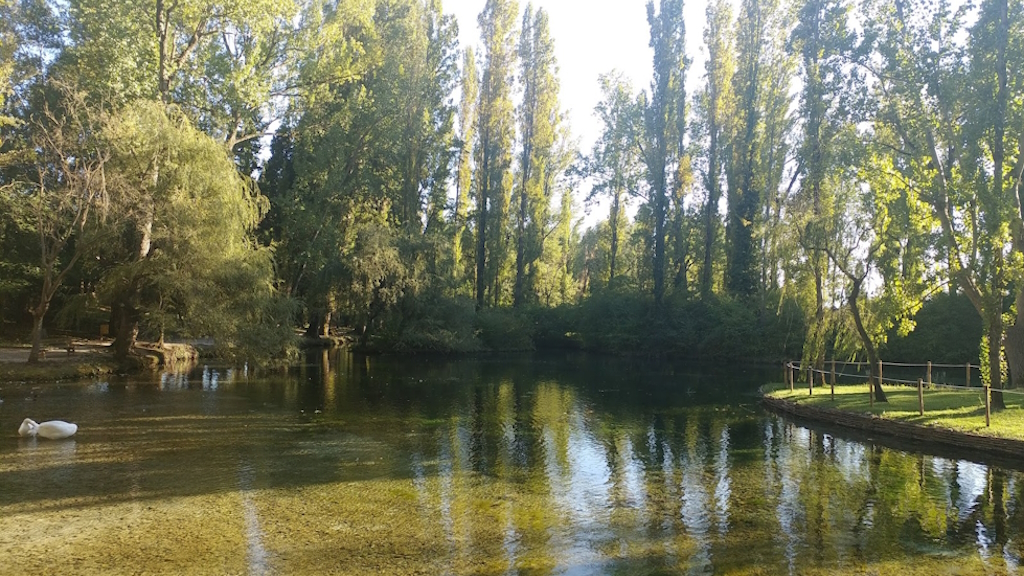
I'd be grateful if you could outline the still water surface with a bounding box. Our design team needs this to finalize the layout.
[0,351,1021,575]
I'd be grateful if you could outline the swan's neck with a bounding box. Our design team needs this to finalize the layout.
[19,419,39,437]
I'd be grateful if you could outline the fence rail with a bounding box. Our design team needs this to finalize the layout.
[783,359,1024,428]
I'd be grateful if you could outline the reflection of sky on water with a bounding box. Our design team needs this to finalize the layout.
[958,461,988,520]
[680,419,712,575]
[713,426,731,537]
[238,463,270,576]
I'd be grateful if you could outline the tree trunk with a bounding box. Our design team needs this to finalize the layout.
[27,310,46,364]
[1006,293,1024,388]
[987,310,1007,410]
[849,278,887,403]
[653,178,667,307]
[112,317,138,362]
[701,112,720,299]
[610,192,620,283]
[991,0,1009,409]
[475,178,488,310]
[111,298,141,363]
[514,182,528,307]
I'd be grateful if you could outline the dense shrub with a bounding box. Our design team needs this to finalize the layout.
[377,294,482,353]
[883,292,981,364]
[475,307,535,351]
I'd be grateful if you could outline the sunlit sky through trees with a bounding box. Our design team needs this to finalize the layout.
[446,0,710,149]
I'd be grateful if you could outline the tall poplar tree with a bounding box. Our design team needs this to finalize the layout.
[642,0,686,306]
[453,48,478,287]
[514,5,561,307]
[474,0,518,308]
[697,0,734,297]
[725,0,793,299]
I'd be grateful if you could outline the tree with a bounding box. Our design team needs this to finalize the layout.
[589,72,643,285]
[790,0,855,370]
[864,0,1012,402]
[385,0,459,233]
[56,0,381,154]
[641,0,687,307]
[514,5,562,307]
[817,137,933,403]
[970,0,1024,389]
[0,0,16,151]
[474,0,518,308]
[264,0,457,336]
[696,0,735,298]
[725,0,794,300]
[20,85,109,363]
[452,48,478,288]
[98,101,279,360]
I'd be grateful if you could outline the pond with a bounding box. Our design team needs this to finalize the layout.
[0,351,1021,575]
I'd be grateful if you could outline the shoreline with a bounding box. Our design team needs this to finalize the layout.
[761,392,1024,461]
[0,341,198,383]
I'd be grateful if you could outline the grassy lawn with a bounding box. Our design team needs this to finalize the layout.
[767,382,1024,442]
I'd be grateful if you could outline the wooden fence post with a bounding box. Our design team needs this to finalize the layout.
[873,360,883,407]
[870,368,874,408]
[918,378,924,416]
[831,359,836,401]
[927,361,932,389]
[808,366,814,396]
[966,364,971,388]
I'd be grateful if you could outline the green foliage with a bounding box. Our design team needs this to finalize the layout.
[694,0,734,298]
[641,0,688,305]
[95,101,291,360]
[513,5,565,307]
[588,72,643,286]
[574,289,804,359]
[474,0,519,308]
[474,307,534,351]
[379,293,482,353]
[883,293,982,364]
[725,0,795,299]
[7,0,1024,375]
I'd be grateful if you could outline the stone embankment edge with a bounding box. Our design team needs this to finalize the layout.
[761,393,1024,460]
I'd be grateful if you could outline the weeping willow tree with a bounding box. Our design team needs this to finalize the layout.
[97,101,291,361]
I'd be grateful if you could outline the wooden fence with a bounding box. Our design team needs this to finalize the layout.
[783,359,1024,427]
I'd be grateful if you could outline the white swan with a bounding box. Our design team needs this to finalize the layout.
[18,418,78,439]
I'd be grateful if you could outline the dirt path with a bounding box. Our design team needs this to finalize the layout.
[0,340,113,364]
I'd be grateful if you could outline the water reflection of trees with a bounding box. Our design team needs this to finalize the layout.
[312,353,1024,574]
[8,352,1019,574]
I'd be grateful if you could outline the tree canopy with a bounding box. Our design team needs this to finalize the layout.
[1,0,1022,385]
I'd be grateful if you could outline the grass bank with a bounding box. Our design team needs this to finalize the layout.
[766,383,1024,442]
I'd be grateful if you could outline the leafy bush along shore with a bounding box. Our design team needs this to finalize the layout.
[353,288,980,364]
[359,290,807,360]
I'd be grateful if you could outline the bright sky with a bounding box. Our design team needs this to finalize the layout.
[444,0,709,151]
